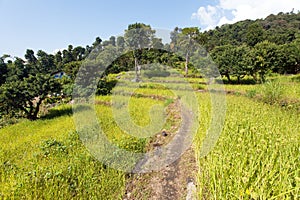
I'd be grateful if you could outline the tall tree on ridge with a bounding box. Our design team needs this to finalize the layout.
[178,27,201,77]
[124,23,155,82]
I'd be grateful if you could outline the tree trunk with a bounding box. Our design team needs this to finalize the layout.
[237,76,241,84]
[26,97,44,120]
[251,72,258,83]
[225,73,231,83]
[133,50,140,82]
[185,51,189,77]
[259,71,266,83]
[27,101,35,120]
[134,56,140,82]
[32,98,43,120]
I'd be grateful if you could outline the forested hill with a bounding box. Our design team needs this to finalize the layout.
[203,11,300,50]
[0,11,299,120]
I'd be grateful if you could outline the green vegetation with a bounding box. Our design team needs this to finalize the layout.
[0,104,125,199]
[195,94,300,199]
[0,11,300,199]
[0,95,169,199]
[1,76,299,199]
[1,12,300,121]
[223,75,300,107]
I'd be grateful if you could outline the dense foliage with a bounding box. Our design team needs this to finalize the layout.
[204,11,300,82]
[1,11,299,120]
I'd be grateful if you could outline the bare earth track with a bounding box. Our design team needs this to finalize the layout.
[123,100,198,200]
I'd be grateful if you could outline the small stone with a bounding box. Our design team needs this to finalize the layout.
[153,143,161,147]
[162,130,168,137]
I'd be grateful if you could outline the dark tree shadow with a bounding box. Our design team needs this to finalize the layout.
[41,104,94,120]
[41,106,73,120]
[216,78,257,85]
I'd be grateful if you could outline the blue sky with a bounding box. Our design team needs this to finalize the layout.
[0,0,299,57]
[0,0,215,57]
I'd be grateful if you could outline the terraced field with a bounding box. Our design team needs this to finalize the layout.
[0,75,299,199]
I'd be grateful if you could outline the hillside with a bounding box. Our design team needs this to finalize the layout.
[203,11,300,50]
[1,10,300,199]
[1,75,300,199]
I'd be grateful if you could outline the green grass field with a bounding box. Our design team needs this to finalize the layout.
[195,94,300,199]
[223,75,300,101]
[0,75,299,199]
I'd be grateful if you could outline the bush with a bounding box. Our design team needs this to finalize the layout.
[261,81,284,104]
[143,70,170,78]
[291,74,300,82]
[0,117,20,129]
[246,89,257,98]
[96,74,118,95]
[139,83,167,90]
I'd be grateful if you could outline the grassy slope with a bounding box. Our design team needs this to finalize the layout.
[0,77,299,199]
[223,75,300,101]
[195,93,300,199]
[0,104,126,199]
[0,96,164,199]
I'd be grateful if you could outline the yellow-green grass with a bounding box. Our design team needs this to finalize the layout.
[223,75,300,101]
[113,85,176,98]
[279,74,300,99]
[0,105,125,199]
[195,93,300,199]
[1,74,299,199]
[0,96,166,199]
[94,96,165,149]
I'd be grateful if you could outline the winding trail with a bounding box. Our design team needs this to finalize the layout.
[123,100,198,200]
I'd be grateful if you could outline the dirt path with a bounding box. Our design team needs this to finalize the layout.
[123,101,198,200]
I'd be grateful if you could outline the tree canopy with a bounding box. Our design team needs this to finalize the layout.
[1,11,299,120]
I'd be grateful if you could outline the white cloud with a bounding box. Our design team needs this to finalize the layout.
[192,0,300,30]
[192,5,222,30]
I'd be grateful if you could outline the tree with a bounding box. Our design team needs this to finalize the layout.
[63,61,82,80]
[231,45,252,83]
[210,44,251,83]
[170,27,181,51]
[36,50,56,73]
[277,39,300,74]
[92,37,102,52]
[116,36,125,51]
[246,22,265,46]
[109,36,116,46]
[62,49,74,64]
[89,37,103,60]
[72,46,86,61]
[251,41,279,82]
[6,57,28,82]
[0,55,8,85]
[211,45,234,82]
[0,51,61,120]
[0,74,61,120]
[54,51,63,70]
[96,44,119,68]
[171,27,203,77]
[25,49,37,64]
[183,27,200,77]
[151,37,164,49]
[93,37,102,46]
[124,23,155,82]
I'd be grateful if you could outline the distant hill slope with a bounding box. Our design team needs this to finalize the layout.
[203,11,300,51]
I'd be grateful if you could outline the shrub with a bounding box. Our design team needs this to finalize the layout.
[96,75,118,95]
[261,81,284,104]
[246,89,257,98]
[291,74,300,82]
[143,70,171,78]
